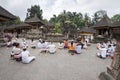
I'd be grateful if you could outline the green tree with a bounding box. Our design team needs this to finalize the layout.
[0,16,22,26]
[84,13,91,27]
[26,5,43,20]
[92,10,107,24]
[111,14,120,22]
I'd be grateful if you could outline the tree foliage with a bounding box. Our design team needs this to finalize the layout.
[25,5,43,20]
[111,14,120,22]
[0,16,22,26]
[92,10,107,24]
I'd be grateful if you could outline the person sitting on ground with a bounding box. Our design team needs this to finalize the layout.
[83,41,87,49]
[7,40,12,47]
[21,46,36,64]
[97,46,107,59]
[68,41,75,55]
[37,39,42,49]
[12,38,18,46]
[45,40,49,48]
[11,43,22,61]
[106,45,112,57]
[40,40,48,53]
[110,44,116,59]
[30,39,36,49]
[97,42,101,49]
[21,38,28,48]
[64,39,69,48]
[48,42,56,54]
[58,41,64,49]
[75,43,82,54]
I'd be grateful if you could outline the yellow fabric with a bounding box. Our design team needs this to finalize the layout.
[69,45,75,50]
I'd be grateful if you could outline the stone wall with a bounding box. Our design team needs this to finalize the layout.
[45,34,65,42]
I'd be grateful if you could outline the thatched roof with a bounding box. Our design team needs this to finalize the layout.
[0,6,16,21]
[1,23,32,30]
[110,21,120,28]
[45,22,53,27]
[80,27,95,33]
[25,15,44,25]
[93,15,112,29]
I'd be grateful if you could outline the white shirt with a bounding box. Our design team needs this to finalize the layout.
[21,50,30,63]
[21,41,27,47]
[37,42,42,48]
[99,48,107,58]
[58,43,64,49]
[48,44,56,53]
[75,45,82,53]
[83,42,87,48]
[12,47,22,55]
[30,41,36,47]
[107,47,112,53]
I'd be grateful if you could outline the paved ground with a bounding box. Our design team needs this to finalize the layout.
[0,39,112,80]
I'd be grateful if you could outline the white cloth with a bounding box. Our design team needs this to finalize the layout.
[48,44,56,53]
[30,41,36,47]
[97,48,107,58]
[11,47,22,55]
[75,45,82,54]
[21,41,28,47]
[21,50,35,63]
[37,42,42,48]
[58,43,64,49]
[83,42,87,49]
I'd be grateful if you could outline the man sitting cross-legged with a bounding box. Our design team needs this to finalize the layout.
[21,47,36,64]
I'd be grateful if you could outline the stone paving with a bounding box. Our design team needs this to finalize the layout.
[0,39,111,80]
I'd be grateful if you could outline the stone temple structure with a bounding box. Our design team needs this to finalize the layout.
[99,28,120,80]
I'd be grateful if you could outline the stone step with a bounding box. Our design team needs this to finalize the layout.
[99,72,115,80]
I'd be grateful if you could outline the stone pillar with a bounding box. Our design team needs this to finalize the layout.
[99,30,120,80]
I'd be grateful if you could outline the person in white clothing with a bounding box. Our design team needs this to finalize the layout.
[37,40,42,49]
[75,43,82,54]
[83,41,87,49]
[30,39,36,49]
[106,45,112,56]
[58,41,64,49]
[48,42,56,54]
[21,47,36,64]
[11,43,22,61]
[97,47,107,59]
[21,38,28,48]
[40,40,48,53]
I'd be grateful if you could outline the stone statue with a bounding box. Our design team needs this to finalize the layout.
[99,30,120,80]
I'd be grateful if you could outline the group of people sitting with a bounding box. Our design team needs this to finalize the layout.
[8,38,89,64]
[37,39,56,54]
[96,41,116,59]
[62,39,88,55]
[10,39,35,64]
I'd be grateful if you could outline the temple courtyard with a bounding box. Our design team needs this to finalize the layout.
[0,39,111,80]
